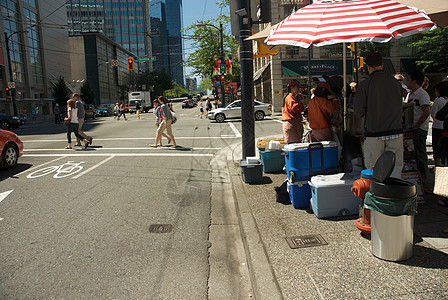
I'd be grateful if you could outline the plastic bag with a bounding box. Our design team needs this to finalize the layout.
[364,192,417,216]
[274,180,290,204]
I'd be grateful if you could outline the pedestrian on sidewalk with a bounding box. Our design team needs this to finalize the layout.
[117,102,127,120]
[151,96,177,148]
[151,98,170,146]
[64,99,90,149]
[431,81,448,167]
[282,80,306,143]
[199,99,204,119]
[136,101,141,119]
[73,93,93,147]
[407,70,431,187]
[354,52,403,178]
[308,82,340,142]
[54,104,61,124]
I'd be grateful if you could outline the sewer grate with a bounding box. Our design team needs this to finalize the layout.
[285,234,327,249]
[149,224,173,234]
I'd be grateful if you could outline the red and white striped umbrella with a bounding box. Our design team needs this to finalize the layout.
[265,0,437,48]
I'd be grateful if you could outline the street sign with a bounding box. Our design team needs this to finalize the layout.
[220,64,226,75]
[137,56,156,62]
[111,59,118,67]
[8,82,15,89]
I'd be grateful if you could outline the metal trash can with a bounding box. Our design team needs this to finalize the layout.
[364,151,417,261]
[370,210,414,261]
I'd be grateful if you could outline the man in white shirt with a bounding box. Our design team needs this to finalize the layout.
[406,71,430,187]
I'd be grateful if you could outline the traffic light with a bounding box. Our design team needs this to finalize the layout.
[347,42,355,52]
[5,87,9,96]
[127,57,135,71]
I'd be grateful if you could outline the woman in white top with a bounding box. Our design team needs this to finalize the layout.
[64,99,89,149]
[431,81,448,166]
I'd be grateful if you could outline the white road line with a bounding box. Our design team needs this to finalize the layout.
[228,122,242,138]
[15,156,65,177]
[21,136,239,143]
[22,153,215,157]
[0,190,13,204]
[23,147,222,152]
[72,155,115,179]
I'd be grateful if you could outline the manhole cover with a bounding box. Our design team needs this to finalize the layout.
[285,234,327,249]
[149,224,173,233]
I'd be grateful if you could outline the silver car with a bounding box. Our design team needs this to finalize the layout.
[208,100,272,123]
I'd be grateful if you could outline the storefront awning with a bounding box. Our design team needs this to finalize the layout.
[282,60,353,77]
[254,63,270,81]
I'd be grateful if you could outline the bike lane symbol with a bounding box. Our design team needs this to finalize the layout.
[27,161,85,179]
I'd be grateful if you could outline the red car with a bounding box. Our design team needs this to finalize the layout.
[0,129,23,169]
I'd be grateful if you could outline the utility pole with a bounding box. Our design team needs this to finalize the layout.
[237,0,254,158]
[219,22,225,106]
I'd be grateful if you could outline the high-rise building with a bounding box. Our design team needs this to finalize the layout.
[1,0,70,115]
[150,0,183,86]
[185,77,196,93]
[66,0,152,70]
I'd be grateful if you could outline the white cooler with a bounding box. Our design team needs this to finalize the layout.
[309,173,360,218]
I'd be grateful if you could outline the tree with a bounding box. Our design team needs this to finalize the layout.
[408,27,448,72]
[136,69,173,99]
[52,76,71,107]
[183,0,240,83]
[118,85,128,102]
[164,81,189,98]
[80,80,95,104]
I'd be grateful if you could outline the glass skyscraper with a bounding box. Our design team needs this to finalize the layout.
[66,0,151,66]
[150,0,183,86]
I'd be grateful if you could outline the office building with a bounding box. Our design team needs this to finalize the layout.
[1,0,70,115]
[185,77,197,93]
[150,0,183,86]
[66,0,152,71]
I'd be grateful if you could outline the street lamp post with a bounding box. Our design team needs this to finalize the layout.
[4,30,27,116]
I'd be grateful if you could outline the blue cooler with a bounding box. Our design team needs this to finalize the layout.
[309,173,360,218]
[287,180,311,208]
[283,142,338,182]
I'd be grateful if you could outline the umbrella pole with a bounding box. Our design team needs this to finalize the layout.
[343,42,347,132]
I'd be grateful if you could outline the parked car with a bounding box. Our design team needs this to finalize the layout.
[0,113,24,130]
[84,104,96,119]
[95,105,112,117]
[0,129,23,169]
[208,100,272,123]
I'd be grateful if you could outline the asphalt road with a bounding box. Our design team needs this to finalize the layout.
[0,103,283,299]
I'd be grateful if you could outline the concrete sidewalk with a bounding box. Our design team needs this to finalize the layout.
[229,143,448,299]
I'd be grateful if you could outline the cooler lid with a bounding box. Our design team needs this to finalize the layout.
[372,151,395,183]
[309,173,359,187]
[283,141,337,151]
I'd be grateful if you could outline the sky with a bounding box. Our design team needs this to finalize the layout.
[182,0,230,83]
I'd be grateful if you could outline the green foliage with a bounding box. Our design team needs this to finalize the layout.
[118,85,128,102]
[408,27,448,72]
[164,81,189,98]
[183,0,240,82]
[136,69,173,99]
[79,80,95,104]
[357,42,391,58]
[52,76,71,107]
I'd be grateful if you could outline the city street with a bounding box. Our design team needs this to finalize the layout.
[0,103,281,298]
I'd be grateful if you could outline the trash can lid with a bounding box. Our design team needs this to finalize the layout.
[373,151,395,183]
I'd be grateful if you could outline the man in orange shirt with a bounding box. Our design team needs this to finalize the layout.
[282,80,306,143]
[308,82,339,141]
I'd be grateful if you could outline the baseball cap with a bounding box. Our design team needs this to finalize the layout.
[287,80,302,88]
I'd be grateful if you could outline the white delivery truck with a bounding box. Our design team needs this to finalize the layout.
[128,91,152,113]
